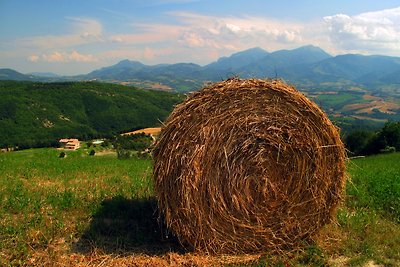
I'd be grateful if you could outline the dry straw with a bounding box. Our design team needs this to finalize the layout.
[153,78,346,254]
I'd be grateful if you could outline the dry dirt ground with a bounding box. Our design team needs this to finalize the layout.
[122,127,161,136]
[344,94,400,115]
[27,248,385,267]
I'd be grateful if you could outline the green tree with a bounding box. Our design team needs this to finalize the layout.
[379,121,400,150]
[363,121,400,155]
[345,130,374,156]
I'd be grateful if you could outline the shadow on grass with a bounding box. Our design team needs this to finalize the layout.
[74,196,184,255]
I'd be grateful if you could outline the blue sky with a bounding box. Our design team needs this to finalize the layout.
[1,0,400,75]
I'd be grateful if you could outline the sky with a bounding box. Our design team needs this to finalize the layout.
[1,0,400,75]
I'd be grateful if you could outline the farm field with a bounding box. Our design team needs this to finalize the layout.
[0,149,399,266]
[311,91,400,122]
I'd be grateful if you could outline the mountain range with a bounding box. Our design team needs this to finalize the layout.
[1,45,400,140]
[1,45,400,94]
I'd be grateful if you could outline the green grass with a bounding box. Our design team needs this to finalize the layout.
[0,148,156,265]
[0,149,399,266]
[347,153,400,221]
[331,153,400,266]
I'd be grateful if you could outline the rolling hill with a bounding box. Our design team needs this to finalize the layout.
[0,68,35,81]
[3,45,400,94]
[2,45,399,130]
[0,81,183,148]
[79,45,400,95]
[233,45,332,78]
[82,45,336,88]
[288,54,400,84]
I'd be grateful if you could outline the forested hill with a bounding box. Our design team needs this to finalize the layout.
[0,81,184,148]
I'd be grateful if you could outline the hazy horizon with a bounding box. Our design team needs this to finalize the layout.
[1,0,400,75]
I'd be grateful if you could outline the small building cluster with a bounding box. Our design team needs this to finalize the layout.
[59,138,80,150]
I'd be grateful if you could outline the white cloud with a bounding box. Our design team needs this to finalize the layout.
[29,51,97,63]
[108,23,185,45]
[67,17,103,37]
[105,8,400,60]
[324,7,400,53]
[28,55,39,62]
[17,17,103,49]
[69,50,98,62]
[226,23,241,33]
[180,32,206,47]
[165,12,305,54]
[10,7,400,75]
[7,11,319,68]
[94,12,310,64]
[42,52,65,62]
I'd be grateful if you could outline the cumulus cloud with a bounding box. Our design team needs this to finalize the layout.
[42,52,65,62]
[14,11,312,66]
[324,7,400,53]
[93,12,310,64]
[29,51,97,63]
[103,8,400,61]
[69,50,98,62]
[14,6,400,73]
[166,12,305,53]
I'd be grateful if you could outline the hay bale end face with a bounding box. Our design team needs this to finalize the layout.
[153,78,346,254]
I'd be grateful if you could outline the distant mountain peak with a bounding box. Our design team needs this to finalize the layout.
[114,59,145,68]
[298,44,323,50]
[272,45,331,56]
[205,47,269,72]
[4,45,400,94]
[230,47,269,57]
[294,45,331,55]
[0,68,34,81]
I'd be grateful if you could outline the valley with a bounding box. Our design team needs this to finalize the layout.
[1,45,399,134]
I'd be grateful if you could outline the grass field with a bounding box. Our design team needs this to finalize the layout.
[318,154,400,266]
[0,149,399,266]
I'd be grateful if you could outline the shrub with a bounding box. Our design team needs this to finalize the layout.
[116,148,131,159]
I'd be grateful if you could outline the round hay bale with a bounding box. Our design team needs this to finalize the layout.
[153,78,346,254]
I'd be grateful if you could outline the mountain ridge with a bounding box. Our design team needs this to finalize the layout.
[2,45,400,93]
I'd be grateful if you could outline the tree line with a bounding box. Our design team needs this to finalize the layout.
[345,121,400,156]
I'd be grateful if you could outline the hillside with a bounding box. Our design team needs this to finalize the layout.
[0,69,69,82]
[81,46,400,125]
[84,45,337,90]
[4,45,400,96]
[4,46,400,94]
[0,68,35,81]
[0,81,183,148]
[2,46,400,128]
[81,45,400,94]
